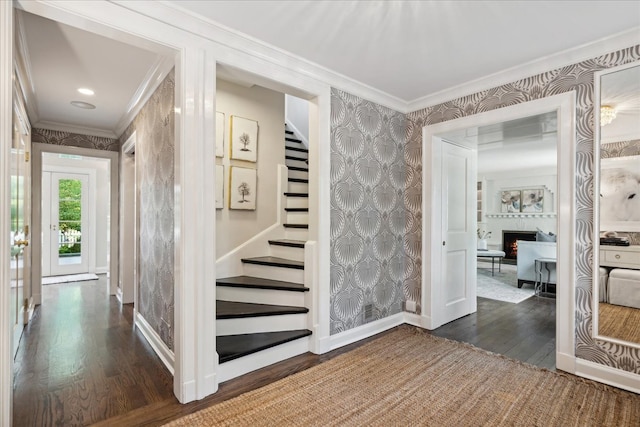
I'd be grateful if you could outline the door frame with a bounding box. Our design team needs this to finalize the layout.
[32,143,117,303]
[41,167,96,277]
[422,92,576,373]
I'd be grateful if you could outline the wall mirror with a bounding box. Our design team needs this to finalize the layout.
[594,60,640,347]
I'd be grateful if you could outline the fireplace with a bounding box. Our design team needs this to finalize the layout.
[502,230,536,260]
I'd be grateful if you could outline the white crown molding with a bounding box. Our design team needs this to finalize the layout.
[114,54,174,138]
[407,27,640,113]
[34,120,118,139]
[116,0,409,113]
[13,10,40,124]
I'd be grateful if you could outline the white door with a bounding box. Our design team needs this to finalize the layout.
[439,140,477,325]
[42,172,90,276]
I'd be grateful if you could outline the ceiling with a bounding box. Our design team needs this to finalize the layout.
[14,1,640,140]
[173,0,640,102]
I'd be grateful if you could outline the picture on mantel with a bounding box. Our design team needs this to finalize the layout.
[501,190,521,213]
[521,189,544,213]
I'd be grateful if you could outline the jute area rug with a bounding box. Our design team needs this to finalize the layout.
[599,302,640,344]
[164,326,639,427]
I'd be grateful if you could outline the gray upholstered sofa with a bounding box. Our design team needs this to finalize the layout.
[516,240,557,288]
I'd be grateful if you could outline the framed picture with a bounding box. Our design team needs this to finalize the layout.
[230,116,258,162]
[500,190,521,213]
[215,165,224,209]
[600,155,640,232]
[521,189,544,213]
[215,112,225,158]
[229,166,257,210]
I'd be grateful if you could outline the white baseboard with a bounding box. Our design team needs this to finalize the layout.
[95,266,108,274]
[403,312,433,329]
[575,358,640,394]
[33,292,41,306]
[556,351,576,374]
[135,312,175,375]
[329,312,404,351]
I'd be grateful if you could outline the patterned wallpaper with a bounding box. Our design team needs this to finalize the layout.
[32,128,119,151]
[406,46,640,374]
[330,88,409,334]
[601,139,640,245]
[119,69,175,350]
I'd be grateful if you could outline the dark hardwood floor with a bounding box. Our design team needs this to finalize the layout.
[432,296,556,370]
[13,275,556,426]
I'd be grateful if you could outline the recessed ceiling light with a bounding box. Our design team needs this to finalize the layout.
[70,101,96,110]
[77,88,94,96]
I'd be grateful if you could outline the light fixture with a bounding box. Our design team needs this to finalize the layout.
[70,101,96,110]
[77,87,94,96]
[600,105,617,126]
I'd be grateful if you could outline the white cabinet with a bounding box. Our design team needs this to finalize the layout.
[600,245,640,270]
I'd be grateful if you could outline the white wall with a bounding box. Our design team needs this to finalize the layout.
[285,94,309,145]
[216,79,285,256]
[479,166,557,249]
[42,153,110,272]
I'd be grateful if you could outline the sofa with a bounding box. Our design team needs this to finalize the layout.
[516,240,557,288]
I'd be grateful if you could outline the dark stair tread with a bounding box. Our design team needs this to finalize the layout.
[288,178,309,183]
[216,276,309,292]
[242,256,304,270]
[283,223,309,229]
[285,155,308,162]
[285,146,309,153]
[217,300,308,319]
[285,130,294,135]
[284,207,309,212]
[285,137,303,143]
[287,165,309,172]
[218,330,312,363]
[269,239,306,248]
[284,192,309,197]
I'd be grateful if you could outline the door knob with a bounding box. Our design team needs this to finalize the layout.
[14,239,29,247]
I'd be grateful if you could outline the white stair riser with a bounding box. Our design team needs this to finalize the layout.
[217,286,306,306]
[286,160,308,170]
[286,211,309,224]
[269,244,305,262]
[287,169,308,180]
[218,337,310,383]
[243,263,304,284]
[287,181,308,193]
[285,228,309,241]
[217,313,307,335]
[286,197,308,209]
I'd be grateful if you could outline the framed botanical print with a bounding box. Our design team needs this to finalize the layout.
[229,166,257,210]
[230,116,258,162]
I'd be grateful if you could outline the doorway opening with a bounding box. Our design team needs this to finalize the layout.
[421,93,576,373]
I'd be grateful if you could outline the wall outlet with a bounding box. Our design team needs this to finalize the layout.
[406,300,417,312]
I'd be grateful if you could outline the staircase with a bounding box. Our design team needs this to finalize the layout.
[216,124,311,381]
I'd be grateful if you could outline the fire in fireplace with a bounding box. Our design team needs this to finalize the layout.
[502,230,536,260]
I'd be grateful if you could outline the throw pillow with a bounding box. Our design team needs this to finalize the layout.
[536,228,556,242]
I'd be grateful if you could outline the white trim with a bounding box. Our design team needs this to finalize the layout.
[329,312,404,351]
[114,55,174,137]
[404,312,433,329]
[121,130,136,155]
[1,3,13,423]
[32,120,118,139]
[95,266,108,274]
[135,312,175,375]
[407,28,640,112]
[575,358,640,394]
[422,93,576,371]
[13,10,39,125]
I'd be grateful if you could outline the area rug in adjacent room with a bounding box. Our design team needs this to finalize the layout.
[164,326,638,427]
[476,263,534,304]
[41,273,99,285]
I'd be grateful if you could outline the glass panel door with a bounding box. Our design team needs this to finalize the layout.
[49,172,89,276]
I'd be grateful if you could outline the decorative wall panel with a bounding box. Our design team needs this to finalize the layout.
[32,128,119,151]
[119,69,175,350]
[330,88,409,334]
[407,46,640,373]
